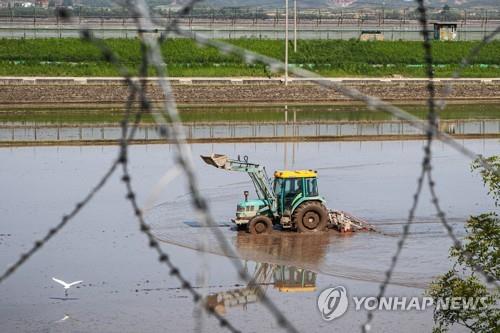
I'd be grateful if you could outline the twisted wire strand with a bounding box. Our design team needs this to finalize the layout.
[1,3,498,333]
[362,2,438,330]
[0,20,243,332]
[166,24,498,176]
[84,5,278,330]
[362,3,498,332]
[0,30,140,285]
[0,159,120,284]
[426,170,499,288]
[161,13,500,302]
[438,26,500,110]
[426,25,500,289]
[155,6,500,296]
[84,28,243,332]
[126,1,300,331]
[115,59,241,333]
[419,6,500,289]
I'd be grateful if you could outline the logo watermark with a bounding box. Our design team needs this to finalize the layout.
[317,286,349,321]
[317,285,489,321]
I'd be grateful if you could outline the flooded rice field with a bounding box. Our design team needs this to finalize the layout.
[0,138,498,332]
[1,103,499,144]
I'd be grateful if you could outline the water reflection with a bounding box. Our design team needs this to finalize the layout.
[53,313,81,323]
[235,231,334,264]
[1,119,497,143]
[2,103,499,143]
[205,232,331,314]
[205,263,317,315]
[49,297,79,301]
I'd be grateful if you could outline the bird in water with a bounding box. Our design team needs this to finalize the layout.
[52,277,83,297]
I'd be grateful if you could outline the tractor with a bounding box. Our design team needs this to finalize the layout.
[201,154,333,234]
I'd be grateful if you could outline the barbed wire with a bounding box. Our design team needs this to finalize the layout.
[116,88,241,333]
[0,159,119,285]
[429,25,500,289]
[82,26,243,331]
[125,1,300,332]
[0,9,244,331]
[362,1,437,330]
[438,26,500,110]
[362,2,499,332]
[165,23,498,176]
[90,2,296,329]
[426,170,499,288]
[1,1,499,333]
[149,2,500,331]
[0,12,142,286]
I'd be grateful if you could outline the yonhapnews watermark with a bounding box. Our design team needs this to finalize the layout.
[317,285,489,321]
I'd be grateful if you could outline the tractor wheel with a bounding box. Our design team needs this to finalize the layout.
[248,216,273,235]
[293,201,328,233]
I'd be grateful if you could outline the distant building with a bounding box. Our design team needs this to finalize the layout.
[19,1,34,7]
[36,0,49,8]
[432,22,458,41]
[330,0,356,8]
[4,0,36,7]
[359,30,384,41]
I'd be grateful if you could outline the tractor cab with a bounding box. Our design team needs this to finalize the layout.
[273,170,321,213]
[274,170,328,228]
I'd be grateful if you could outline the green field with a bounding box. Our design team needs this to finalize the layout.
[0,38,499,77]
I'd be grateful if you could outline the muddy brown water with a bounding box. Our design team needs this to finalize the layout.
[0,139,498,332]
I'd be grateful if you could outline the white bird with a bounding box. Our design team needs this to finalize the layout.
[52,277,83,296]
[56,314,70,323]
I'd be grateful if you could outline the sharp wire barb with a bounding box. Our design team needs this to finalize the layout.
[166,19,499,177]
[438,26,500,111]
[1,2,499,333]
[125,1,299,331]
[90,22,243,332]
[362,2,498,331]
[0,158,119,284]
[362,1,437,330]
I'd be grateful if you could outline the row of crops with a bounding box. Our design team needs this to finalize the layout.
[0,38,499,76]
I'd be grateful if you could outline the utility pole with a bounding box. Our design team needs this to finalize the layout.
[382,1,385,25]
[293,0,297,52]
[33,5,36,39]
[285,0,289,86]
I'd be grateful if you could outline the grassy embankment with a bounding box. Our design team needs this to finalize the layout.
[0,38,499,77]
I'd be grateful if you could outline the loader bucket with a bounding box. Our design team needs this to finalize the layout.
[200,154,229,169]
